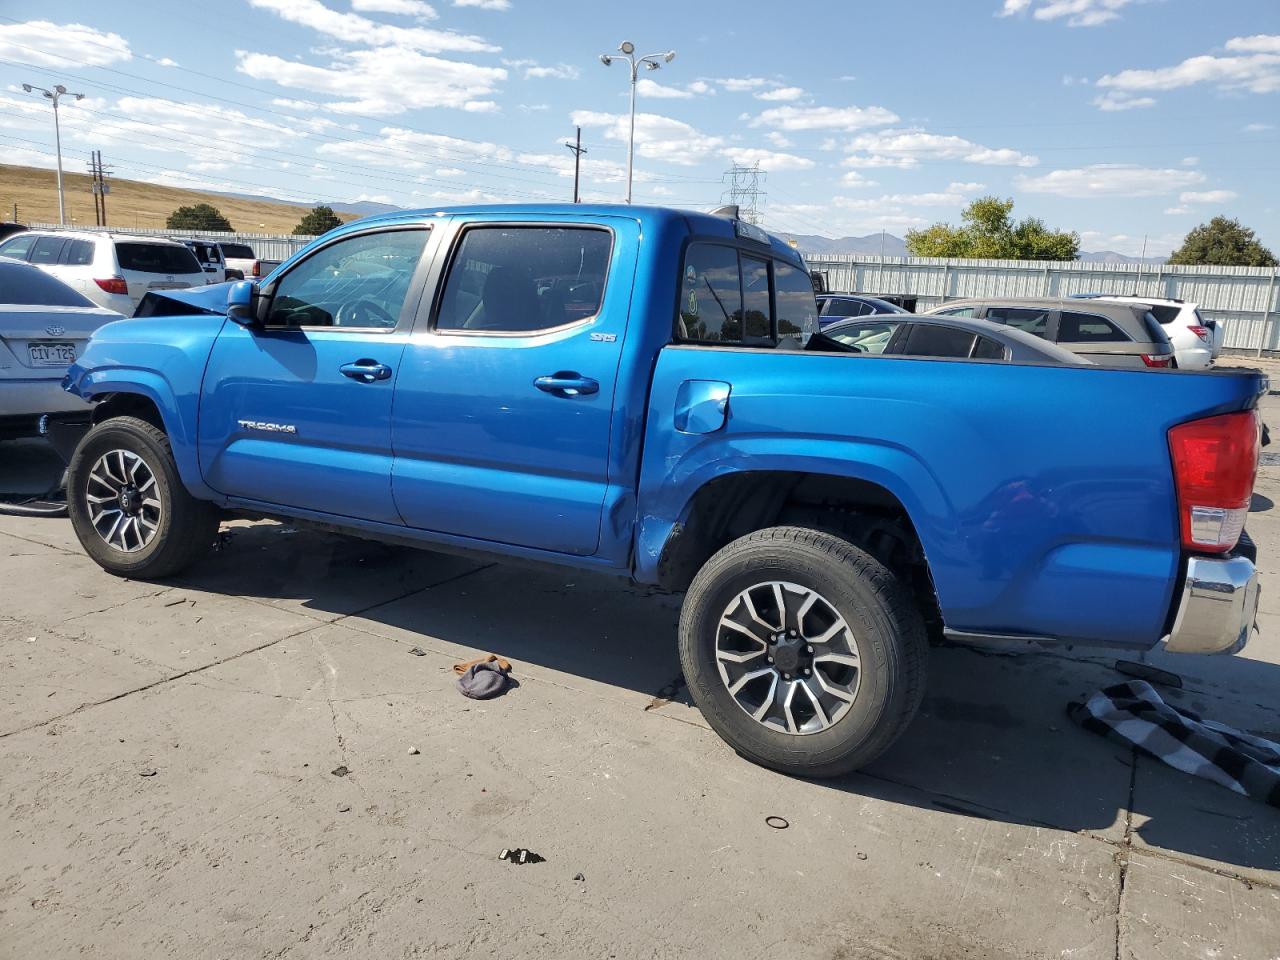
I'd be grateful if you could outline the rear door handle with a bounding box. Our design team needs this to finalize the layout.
[534,372,599,397]
[340,359,393,383]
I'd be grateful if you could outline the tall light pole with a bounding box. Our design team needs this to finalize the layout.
[598,41,675,204]
[22,82,85,226]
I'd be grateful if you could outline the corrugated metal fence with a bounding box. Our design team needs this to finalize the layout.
[804,254,1280,354]
[30,224,316,262]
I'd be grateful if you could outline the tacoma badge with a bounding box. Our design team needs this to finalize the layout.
[237,419,297,434]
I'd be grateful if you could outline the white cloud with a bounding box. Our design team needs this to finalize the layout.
[1225,35,1280,54]
[143,54,180,67]
[1179,189,1238,204]
[246,0,497,53]
[755,86,806,102]
[635,78,693,99]
[1181,156,1199,165]
[843,129,1038,167]
[453,0,511,8]
[1164,206,1189,215]
[1243,122,1275,132]
[237,45,506,115]
[350,0,437,16]
[999,0,1143,27]
[1092,91,1155,111]
[765,131,792,148]
[715,76,774,92]
[508,60,579,80]
[571,109,724,166]
[0,20,131,66]
[751,104,899,131]
[1098,36,1280,98]
[1015,163,1205,197]
[840,170,878,188]
[687,80,714,95]
[435,167,467,177]
[721,147,814,171]
[271,97,319,111]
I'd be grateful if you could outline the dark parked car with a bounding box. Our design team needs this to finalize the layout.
[813,313,1086,364]
[926,298,1174,368]
[816,293,909,328]
[0,222,27,243]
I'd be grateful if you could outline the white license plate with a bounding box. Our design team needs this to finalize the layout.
[28,342,76,366]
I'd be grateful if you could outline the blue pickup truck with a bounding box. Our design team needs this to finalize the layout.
[59,205,1263,777]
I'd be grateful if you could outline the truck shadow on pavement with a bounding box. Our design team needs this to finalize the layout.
[167,520,1279,875]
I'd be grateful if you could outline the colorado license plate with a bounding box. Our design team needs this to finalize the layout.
[28,342,76,366]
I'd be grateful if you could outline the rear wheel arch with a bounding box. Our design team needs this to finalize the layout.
[655,470,942,632]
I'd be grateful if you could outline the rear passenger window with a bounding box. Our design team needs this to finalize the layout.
[437,226,612,333]
[972,336,1005,360]
[773,261,819,346]
[826,299,865,318]
[678,244,745,343]
[1059,311,1129,343]
[741,255,771,341]
[0,234,35,260]
[986,307,1049,338]
[936,306,976,318]
[63,239,94,266]
[29,237,67,265]
[900,324,977,358]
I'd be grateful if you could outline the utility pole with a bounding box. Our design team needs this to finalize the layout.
[88,150,111,226]
[565,127,587,203]
[721,163,766,225]
[21,82,85,226]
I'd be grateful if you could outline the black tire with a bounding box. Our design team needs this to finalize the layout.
[66,416,220,579]
[679,526,928,778]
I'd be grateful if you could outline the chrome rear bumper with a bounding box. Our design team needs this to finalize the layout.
[1163,554,1260,655]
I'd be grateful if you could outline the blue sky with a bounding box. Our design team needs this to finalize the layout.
[0,0,1276,254]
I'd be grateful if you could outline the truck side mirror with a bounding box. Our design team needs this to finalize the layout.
[226,280,259,327]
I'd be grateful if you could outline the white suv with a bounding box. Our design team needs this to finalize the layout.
[0,230,207,314]
[1077,295,1223,369]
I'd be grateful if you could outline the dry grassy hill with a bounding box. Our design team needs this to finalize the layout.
[0,163,360,234]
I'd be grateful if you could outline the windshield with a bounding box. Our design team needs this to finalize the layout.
[115,243,202,275]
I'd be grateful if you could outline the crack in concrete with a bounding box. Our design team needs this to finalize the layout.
[0,565,494,741]
[1114,748,1138,960]
[61,588,174,623]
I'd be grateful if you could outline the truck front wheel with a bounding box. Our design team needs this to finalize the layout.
[679,526,928,777]
[66,416,220,579]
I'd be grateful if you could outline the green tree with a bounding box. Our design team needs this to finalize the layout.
[1168,216,1277,267]
[165,203,232,231]
[905,196,1080,261]
[293,205,343,236]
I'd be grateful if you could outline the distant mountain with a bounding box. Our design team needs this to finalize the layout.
[790,231,1167,264]
[201,189,403,219]
[785,232,909,257]
[1076,250,1168,265]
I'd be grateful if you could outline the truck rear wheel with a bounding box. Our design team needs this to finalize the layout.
[66,416,220,579]
[679,526,927,777]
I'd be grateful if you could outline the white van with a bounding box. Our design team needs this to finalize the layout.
[0,230,207,314]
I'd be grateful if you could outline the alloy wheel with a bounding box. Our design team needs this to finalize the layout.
[715,580,862,735]
[85,449,163,553]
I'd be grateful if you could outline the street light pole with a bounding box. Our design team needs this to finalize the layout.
[599,41,675,204]
[22,82,85,226]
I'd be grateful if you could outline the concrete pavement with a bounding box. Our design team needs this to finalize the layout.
[1,410,1278,958]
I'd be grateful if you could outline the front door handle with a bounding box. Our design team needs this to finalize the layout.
[340,359,393,383]
[534,372,599,397]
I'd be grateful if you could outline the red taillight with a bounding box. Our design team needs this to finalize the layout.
[250,261,262,277]
[1168,410,1260,553]
[1188,325,1211,344]
[1142,353,1173,368]
[94,277,128,295]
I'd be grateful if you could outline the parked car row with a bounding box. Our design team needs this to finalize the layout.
[0,228,280,312]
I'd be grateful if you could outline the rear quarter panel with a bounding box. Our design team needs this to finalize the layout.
[637,350,1263,647]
